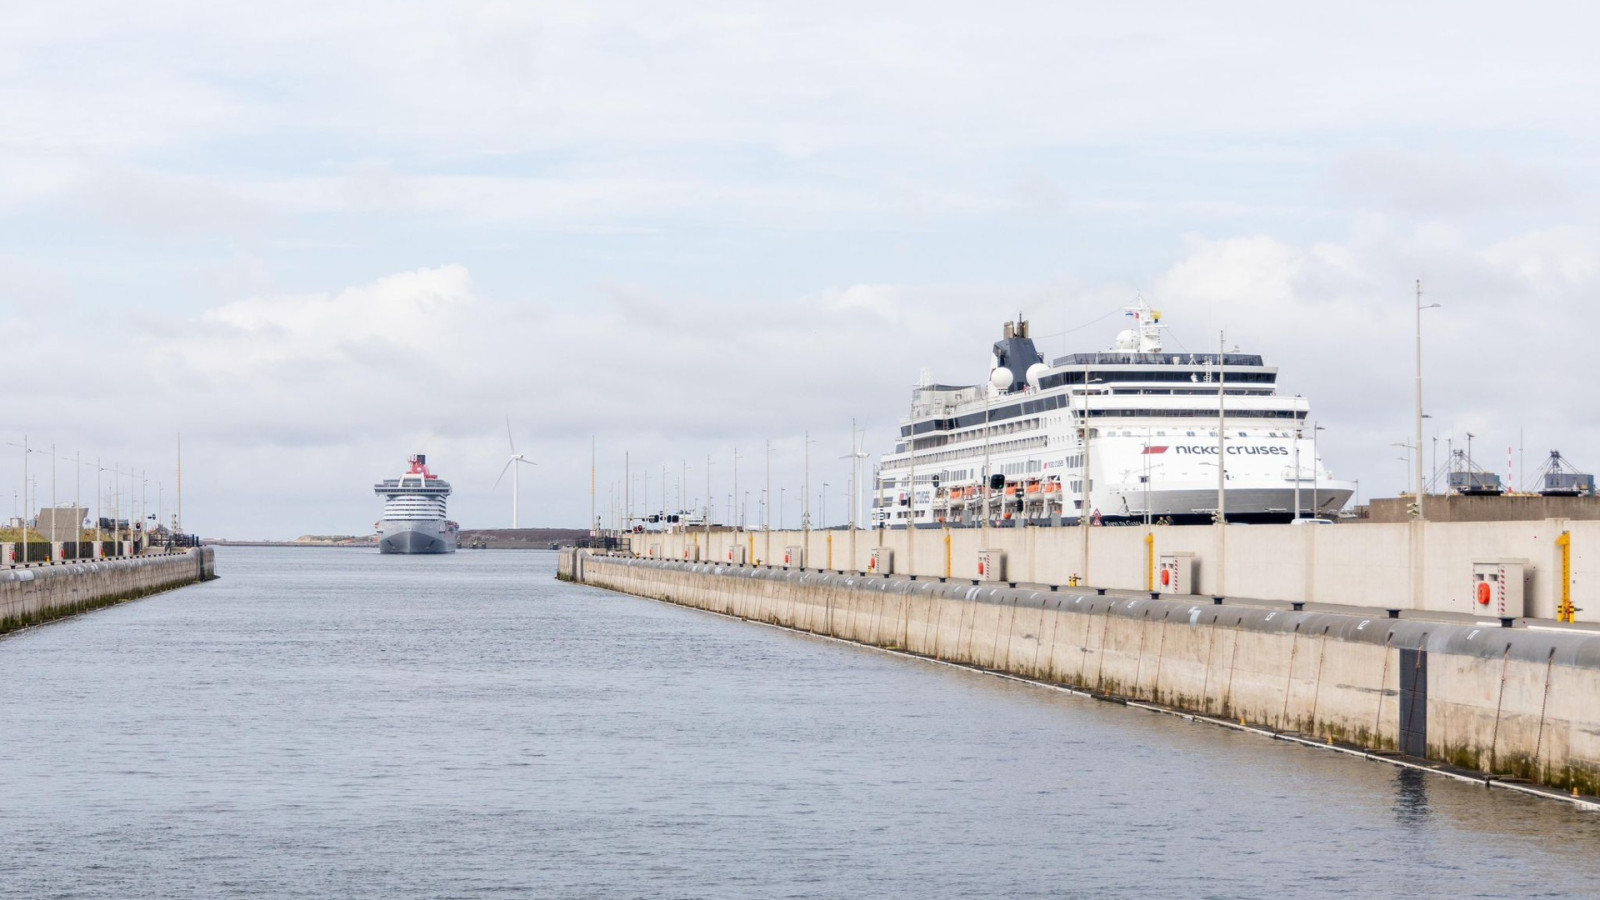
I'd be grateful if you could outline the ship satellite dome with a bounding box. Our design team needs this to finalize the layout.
[990,367,1013,390]
[1025,362,1049,390]
[1114,329,1138,350]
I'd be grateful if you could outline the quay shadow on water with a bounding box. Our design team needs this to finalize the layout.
[2,546,1599,898]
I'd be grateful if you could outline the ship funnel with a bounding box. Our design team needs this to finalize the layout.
[991,317,1043,393]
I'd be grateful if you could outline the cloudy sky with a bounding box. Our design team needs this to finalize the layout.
[4,2,1598,538]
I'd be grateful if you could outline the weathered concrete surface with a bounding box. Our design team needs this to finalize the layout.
[631,519,1600,621]
[0,548,217,633]
[571,552,1600,796]
[1370,494,1600,523]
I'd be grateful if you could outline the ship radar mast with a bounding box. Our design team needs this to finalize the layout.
[1113,298,1165,354]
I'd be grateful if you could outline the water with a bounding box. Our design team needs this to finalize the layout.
[3,548,1599,898]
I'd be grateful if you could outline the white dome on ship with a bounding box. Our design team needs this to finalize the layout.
[1114,329,1138,351]
[1025,362,1049,390]
[990,366,1013,390]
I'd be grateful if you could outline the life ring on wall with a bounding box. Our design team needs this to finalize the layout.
[1475,581,1492,605]
[1161,569,1171,586]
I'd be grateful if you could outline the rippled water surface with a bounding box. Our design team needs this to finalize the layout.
[3,547,1600,898]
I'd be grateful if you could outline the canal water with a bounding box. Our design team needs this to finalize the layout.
[3,547,1599,898]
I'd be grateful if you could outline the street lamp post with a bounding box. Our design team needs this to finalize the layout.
[1077,372,1104,584]
[1293,425,1303,522]
[1312,423,1325,517]
[765,440,772,564]
[1415,280,1440,520]
[1392,441,1416,499]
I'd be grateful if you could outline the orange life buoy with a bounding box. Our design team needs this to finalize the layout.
[1161,569,1171,586]
[1476,582,1492,605]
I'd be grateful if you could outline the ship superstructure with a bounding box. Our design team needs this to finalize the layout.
[874,302,1354,527]
[374,454,459,553]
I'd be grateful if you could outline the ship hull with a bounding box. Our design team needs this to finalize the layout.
[377,520,458,554]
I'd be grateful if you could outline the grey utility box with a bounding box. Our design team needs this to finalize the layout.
[784,545,805,568]
[1472,560,1528,618]
[869,547,894,574]
[977,549,1007,582]
[1158,552,1197,594]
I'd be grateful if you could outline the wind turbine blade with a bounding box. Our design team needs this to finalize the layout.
[493,458,514,489]
[515,458,539,467]
[506,415,516,455]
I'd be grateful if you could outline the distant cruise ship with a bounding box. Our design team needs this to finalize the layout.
[874,302,1354,527]
[374,454,459,553]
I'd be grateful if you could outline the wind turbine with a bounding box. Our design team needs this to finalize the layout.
[495,417,538,529]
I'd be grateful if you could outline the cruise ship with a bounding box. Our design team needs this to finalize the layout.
[374,454,459,553]
[873,302,1354,527]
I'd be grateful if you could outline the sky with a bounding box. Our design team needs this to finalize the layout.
[4,1,1599,539]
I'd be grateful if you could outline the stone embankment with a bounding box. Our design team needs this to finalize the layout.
[565,551,1600,802]
[1,548,217,634]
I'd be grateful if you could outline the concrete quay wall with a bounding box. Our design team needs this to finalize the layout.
[0,548,217,633]
[573,553,1600,796]
[631,518,1599,621]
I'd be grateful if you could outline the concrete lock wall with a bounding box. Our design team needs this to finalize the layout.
[0,548,217,632]
[631,519,1600,621]
[571,552,1600,794]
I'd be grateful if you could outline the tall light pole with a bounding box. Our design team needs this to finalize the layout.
[1077,371,1104,583]
[765,440,772,563]
[175,433,182,538]
[1312,423,1325,517]
[983,384,993,536]
[803,430,812,531]
[1216,333,1229,597]
[1415,279,1440,520]
[1392,441,1416,495]
[905,398,916,576]
[19,435,29,564]
[50,444,57,548]
[95,456,104,546]
[1293,424,1303,522]
[842,422,868,571]
[1216,332,1227,523]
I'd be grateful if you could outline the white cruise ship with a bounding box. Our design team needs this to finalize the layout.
[873,302,1354,527]
[374,454,459,553]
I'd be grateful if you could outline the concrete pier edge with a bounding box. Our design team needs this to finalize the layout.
[1,548,218,636]
[563,550,1600,807]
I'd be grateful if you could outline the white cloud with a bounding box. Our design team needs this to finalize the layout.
[4,5,1600,535]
